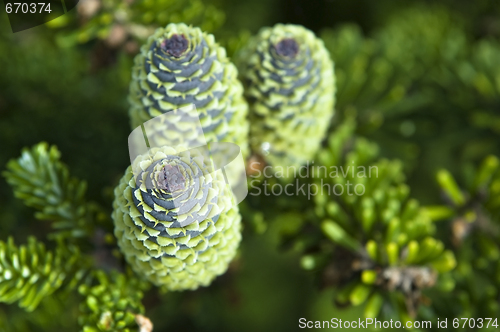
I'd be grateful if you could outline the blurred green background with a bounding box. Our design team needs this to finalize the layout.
[1,0,500,331]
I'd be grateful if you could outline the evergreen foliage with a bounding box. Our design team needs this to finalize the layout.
[0,237,86,312]
[56,0,225,47]
[78,270,148,332]
[1,144,144,331]
[1,1,500,331]
[283,116,456,321]
[3,143,103,240]
[424,156,500,325]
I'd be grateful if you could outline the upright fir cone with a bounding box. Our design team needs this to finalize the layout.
[112,146,241,291]
[238,24,335,169]
[129,23,249,156]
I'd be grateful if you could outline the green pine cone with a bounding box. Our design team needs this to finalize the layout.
[238,24,335,168]
[129,23,249,156]
[112,146,242,291]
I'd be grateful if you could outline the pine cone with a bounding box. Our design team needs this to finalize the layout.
[112,146,242,291]
[129,23,249,157]
[238,24,335,168]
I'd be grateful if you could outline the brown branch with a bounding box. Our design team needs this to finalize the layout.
[375,266,437,318]
[135,314,154,332]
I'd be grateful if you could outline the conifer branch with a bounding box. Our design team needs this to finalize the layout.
[3,142,106,240]
[0,237,88,312]
[78,270,150,332]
